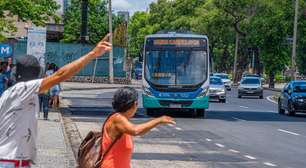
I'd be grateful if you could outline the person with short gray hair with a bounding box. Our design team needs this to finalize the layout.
[0,34,112,168]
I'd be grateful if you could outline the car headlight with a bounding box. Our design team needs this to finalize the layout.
[296,98,305,103]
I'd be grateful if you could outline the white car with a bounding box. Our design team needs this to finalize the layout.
[213,73,232,91]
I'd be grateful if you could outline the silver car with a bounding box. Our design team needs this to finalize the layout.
[238,77,263,99]
[209,76,226,103]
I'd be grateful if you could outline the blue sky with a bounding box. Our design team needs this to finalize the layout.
[112,0,156,14]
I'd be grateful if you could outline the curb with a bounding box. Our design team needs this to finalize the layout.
[58,112,77,168]
[264,87,281,92]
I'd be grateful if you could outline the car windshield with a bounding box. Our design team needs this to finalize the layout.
[145,50,207,85]
[293,83,306,93]
[241,78,260,85]
[210,78,223,85]
[215,74,229,79]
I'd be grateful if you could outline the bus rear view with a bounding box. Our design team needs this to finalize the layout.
[142,32,210,118]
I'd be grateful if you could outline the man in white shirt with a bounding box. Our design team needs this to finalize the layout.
[0,34,112,168]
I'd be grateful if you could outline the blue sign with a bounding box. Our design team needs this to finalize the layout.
[0,44,13,58]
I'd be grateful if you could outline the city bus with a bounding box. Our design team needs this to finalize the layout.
[142,32,210,118]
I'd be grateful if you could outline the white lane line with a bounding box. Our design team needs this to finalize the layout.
[244,155,256,160]
[232,117,246,121]
[278,129,300,136]
[228,149,240,153]
[263,162,277,167]
[152,128,160,132]
[267,96,278,104]
[205,138,212,142]
[239,106,249,109]
[175,127,182,131]
[168,124,174,127]
[215,143,225,148]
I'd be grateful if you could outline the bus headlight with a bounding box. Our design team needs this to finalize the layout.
[143,86,153,96]
[197,88,209,97]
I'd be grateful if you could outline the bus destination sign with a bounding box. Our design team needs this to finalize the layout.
[153,39,203,47]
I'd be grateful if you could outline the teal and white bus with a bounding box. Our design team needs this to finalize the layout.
[142,32,210,117]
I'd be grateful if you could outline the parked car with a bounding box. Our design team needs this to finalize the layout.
[278,80,306,116]
[209,76,226,103]
[213,73,232,91]
[134,62,142,80]
[238,77,263,99]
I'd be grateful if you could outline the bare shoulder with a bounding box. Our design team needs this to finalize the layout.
[112,113,128,124]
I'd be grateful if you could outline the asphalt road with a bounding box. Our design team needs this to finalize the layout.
[62,88,306,168]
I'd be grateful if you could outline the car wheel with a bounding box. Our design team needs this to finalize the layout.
[220,99,226,103]
[288,102,296,116]
[259,95,264,99]
[238,94,242,98]
[196,109,205,118]
[278,100,285,114]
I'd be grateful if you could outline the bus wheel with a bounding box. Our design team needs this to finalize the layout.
[146,108,154,116]
[196,109,205,118]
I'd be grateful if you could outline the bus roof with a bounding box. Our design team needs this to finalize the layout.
[146,33,208,39]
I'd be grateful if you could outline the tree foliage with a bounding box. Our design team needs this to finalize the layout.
[128,0,306,84]
[0,0,60,41]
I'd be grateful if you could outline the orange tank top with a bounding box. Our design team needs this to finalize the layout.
[101,116,134,168]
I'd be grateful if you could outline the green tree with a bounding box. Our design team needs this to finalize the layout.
[0,0,60,41]
[62,0,122,44]
[128,12,154,57]
[247,0,293,87]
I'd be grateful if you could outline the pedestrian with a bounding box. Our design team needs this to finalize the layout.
[49,63,61,109]
[0,68,8,96]
[100,87,176,168]
[0,34,112,168]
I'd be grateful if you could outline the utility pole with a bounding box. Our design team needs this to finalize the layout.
[108,0,114,83]
[292,0,299,80]
[80,0,88,43]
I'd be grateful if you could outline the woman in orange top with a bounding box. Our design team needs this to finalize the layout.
[101,87,176,168]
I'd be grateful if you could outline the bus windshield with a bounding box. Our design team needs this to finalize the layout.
[145,50,207,86]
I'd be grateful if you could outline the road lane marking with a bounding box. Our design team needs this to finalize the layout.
[232,117,246,121]
[239,106,249,109]
[175,127,182,131]
[228,149,240,153]
[244,155,256,160]
[263,162,277,167]
[205,138,212,142]
[215,143,225,148]
[278,129,300,136]
[152,128,159,132]
[168,124,174,127]
[267,96,278,104]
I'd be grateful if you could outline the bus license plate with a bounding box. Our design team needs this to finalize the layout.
[169,104,182,108]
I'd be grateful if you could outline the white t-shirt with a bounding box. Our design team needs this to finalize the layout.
[0,79,43,162]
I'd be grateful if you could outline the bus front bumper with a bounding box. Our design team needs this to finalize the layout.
[142,94,209,109]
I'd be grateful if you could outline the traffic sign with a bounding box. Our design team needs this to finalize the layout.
[0,44,13,58]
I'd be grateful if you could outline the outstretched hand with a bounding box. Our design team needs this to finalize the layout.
[158,116,176,125]
[90,33,112,58]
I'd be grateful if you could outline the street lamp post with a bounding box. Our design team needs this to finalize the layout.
[108,0,114,83]
[292,0,299,80]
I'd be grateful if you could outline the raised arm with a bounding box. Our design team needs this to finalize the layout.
[39,34,112,93]
[114,115,176,136]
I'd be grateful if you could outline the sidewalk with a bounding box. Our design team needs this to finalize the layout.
[33,111,76,168]
[263,83,285,92]
[61,80,142,91]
